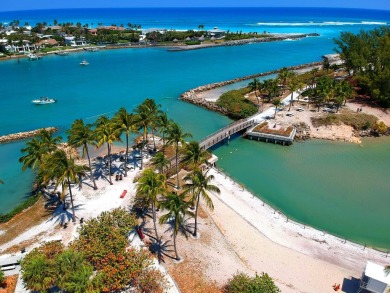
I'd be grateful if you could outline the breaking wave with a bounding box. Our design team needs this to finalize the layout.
[251,21,387,26]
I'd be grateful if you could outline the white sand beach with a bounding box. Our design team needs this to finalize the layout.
[1,146,388,293]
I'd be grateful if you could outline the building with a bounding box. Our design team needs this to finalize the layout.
[207,27,226,38]
[64,36,87,47]
[358,261,390,293]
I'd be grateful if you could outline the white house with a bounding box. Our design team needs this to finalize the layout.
[358,261,390,293]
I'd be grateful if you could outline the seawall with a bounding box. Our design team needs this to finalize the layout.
[0,127,58,144]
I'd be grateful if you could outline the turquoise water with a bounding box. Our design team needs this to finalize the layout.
[213,137,390,250]
[0,7,389,249]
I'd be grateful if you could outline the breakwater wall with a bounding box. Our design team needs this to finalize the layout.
[0,127,58,144]
[180,61,322,114]
[168,33,320,52]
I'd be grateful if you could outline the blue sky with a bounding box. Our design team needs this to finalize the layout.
[1,0,389,12]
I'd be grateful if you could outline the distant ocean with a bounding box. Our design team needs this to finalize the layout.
[0,7,389,249]
[0,7,389,34]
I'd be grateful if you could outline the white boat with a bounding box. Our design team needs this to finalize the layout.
[80,60,89,66]
[27,53,38,60]
[32,97,56,105]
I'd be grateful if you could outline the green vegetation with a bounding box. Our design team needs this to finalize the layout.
[0,269,5,286]
[216,87,257,119]
[38,47,60,53]
[15,98,281,291]
[21,208,167,293]
[311,112,378,130]
[185,40,201,45]
[224,272,280,293]
[224,31,267,41]
[334,27,390,107]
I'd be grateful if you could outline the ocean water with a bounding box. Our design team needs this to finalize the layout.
[0,8,389,249]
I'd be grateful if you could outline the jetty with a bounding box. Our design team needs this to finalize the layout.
[0,127,58,144]
[168,33,320,52]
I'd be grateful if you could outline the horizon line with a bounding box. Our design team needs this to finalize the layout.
[1,6,390,13]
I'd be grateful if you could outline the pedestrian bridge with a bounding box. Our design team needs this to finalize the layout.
[199,116,257,150]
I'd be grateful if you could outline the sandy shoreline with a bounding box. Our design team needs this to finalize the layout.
[1,147,389,292]
[1,63,389,291]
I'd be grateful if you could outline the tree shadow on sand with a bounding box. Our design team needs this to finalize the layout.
[158,217,194,262]
[42,191,84,226]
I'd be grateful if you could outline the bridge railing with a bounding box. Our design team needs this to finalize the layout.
[199,113,259,149]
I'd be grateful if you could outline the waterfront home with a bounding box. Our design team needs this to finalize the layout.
[358,262,390,293]
[89,28,98,36]
[36,38,58,47]
[207,27,226,38]
[5,41,36,53]
[65,36,87,46]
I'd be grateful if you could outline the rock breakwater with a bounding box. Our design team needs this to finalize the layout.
[168,33,320,52]
[180,61,322,113]
[0,127,58,144]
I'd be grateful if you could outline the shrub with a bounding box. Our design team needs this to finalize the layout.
[224,272,280,293]
[216,87,257,119]
[311,112,377,130]
[21,209,167,293]
[0,270,5,286]
[185,40,201,45]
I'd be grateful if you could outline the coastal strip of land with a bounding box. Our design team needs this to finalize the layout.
[168,33,320,52]
[180,61,322,114]
[0,127,58,144]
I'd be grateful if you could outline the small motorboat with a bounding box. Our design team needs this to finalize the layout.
[27,53,39,60]
[80,60,89,66]
[32,97,56,105]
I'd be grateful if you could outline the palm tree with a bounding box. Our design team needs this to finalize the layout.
[19,129,61,172]
[144,99,161,150]
[272,98,282,119]
[287,76,300,111]
[183,169,220,237]
[384,265,390,276]
[309,67,320,89]
[156,112,171,155]
[67,119,97,189]
[41,149,89,222]
[151,152,170,174]
[159,193,193,260]
[113,108,139,177]
[94,116,120,185]
[136,169,167,240]
[135,99,161,169]
[166,121,192,189]
[249,78,263,111]
[277,67,294,93]
[181,141,208,171]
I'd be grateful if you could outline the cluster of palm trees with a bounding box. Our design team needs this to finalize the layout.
[18,98,220,243]
[303,75,354,112]
[136,141,220,260]
[248,66,354,116]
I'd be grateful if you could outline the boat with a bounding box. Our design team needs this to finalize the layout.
[27,53,38,61]
[80,60,89,66]
[32,97,57,105]
[55,51,69,56]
